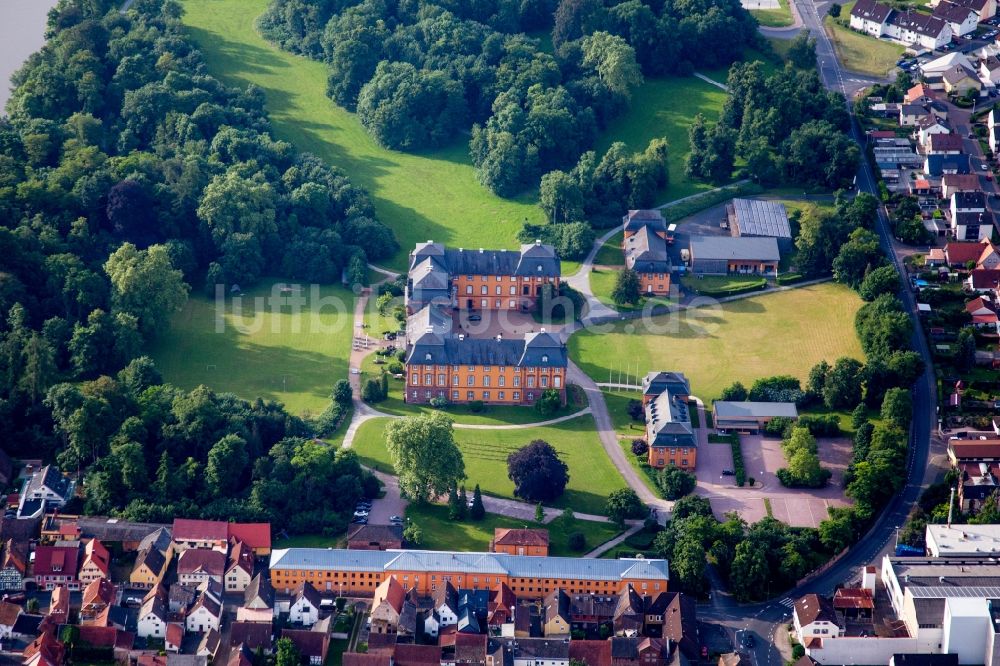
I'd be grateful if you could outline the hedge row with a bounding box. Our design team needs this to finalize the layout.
[776,273,805,285]
[662,181,764,224]
[695,279,767,298]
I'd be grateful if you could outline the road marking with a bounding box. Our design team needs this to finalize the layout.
[778,597,795,608]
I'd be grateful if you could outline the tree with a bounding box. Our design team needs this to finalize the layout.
[205,434,249,498]
[828,3,842,16]
[956,327,977,372]
[507,440,570,503]
[729,540,770,601]
[631,439,648,456]
[859,265,900,301]
[657,466,696,500]
[720,381,748,401]
[535,502,545,523]
[611,268,641,306]
[553,0,607,46]
[786,33,817,70]
[671,536,707,593]
[833,228,883,288]
[104,243,189,338]
[851,403,868,430]
[539,170,585,224]
[606,487,645,526]
[806,360,830,399]
[626,399,644,421]
[333,380,352,407]
[581,32,643,99]
[782,120,860,189]
[881,387,912,429]
[458,486,469,520]
[470,484,485,520]
[275,638,300,666]
[535,389,562,416]
[385,413,466,504]
[403,523,423,546]
[448,484,462,520]
[823,357,865,409]
[362,378,385,403]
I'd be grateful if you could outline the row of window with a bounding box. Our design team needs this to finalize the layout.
[466,285,531,296]
[457,276,554,282]
[414,364,557,373]
[412,390,536,402]
[273,573,661,593]
[411,374,560,388]
[652,447,691,455]
[655,459,690,467]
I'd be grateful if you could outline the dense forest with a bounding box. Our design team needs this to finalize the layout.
[0,0,388,530]
[259,0,761,197]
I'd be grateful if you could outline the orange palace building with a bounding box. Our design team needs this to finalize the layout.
[622,210,671,296]
[268,548,669,599]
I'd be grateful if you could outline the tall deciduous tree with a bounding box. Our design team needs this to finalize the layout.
[605,487,645,526]
[507,440,570,503]
[611,268,640,305]
[581,32,643,99]
[385,413,466,503]
[104,243,188,338]
[205,434,249,498]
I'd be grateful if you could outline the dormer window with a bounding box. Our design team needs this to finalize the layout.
[541,355,548,363]
[536,265,542,272]
[425,353,432,361]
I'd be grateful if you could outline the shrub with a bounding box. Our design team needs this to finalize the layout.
[535,389,562,416]
[568,532,587,551]
[388,361,404,375]
[631,439,649,456]
[429,396,448,408]
[763,416,794,437]
[469,400,485,413]
[797,414,841,437]
[776,273,804,285]
[656,466,697,500]
[728,435,747,486]
[627,399,645,422]
[362,378,385,403]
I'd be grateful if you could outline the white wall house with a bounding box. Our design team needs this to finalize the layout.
[288,593,320,626]
[138,599,167,639]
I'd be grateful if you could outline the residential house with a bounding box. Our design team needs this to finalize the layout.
[289,581,322,626]
[371,577,407,635]
[934,0,979,35]
[543,590,571,637]
[688,236,780,276]
[177,548,226,586]
[197,629,223,662]
[226,539,255,592]
[283,628,330,665]
[614,586,645,637]
[227,523,272,557]
[622,210,667,239]
[244,573,275,610]
[713,401,799,433]
[891,10,954,48]
[230,621,274,653]
[186,589,222,633]
[166,622,184,653]
[570,640,613,666]
[567,593,617,636]
[490,529,549,557]
[428,582,459,636]
[951,191,991,240]
[0,600,20,640]
[131,542,168,590]
[645,389,697,471]
[793,594,841,641]
[47,584,69,625]
[347,524,404,551]
[33,544,80,590]
[23,629,65,666]
[650,592,698,660]
[172,519,228,553]
[850,0,894,34]
[78,539,110,584]
[138,593,168,639]
[0,538,27,591]
[138,525,173,558]
[393,645,441,666]
[624,226,671,296]
[933,0,997,21]
[487,583,517,628]
[946,239,998,267]
[942,174,982,199]
[926,153,971,178]
[18,465,72,519]
[489,637,570,666]
[956,462,1000,511]
[230,645,256,666]
[967,296,1000,331]
[943,64,982,95]
[80,578,117,620]
[984,56,1000,85]
[927,133,964,154]
[404,329,568,406]
[406,241,561,313]
[918,116,952,148]
[949,438,1000,464]
[967,268,1000,291]
[906,83,938,104]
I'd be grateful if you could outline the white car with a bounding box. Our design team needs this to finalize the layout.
[982,164,990,171]
[353,510,370,518]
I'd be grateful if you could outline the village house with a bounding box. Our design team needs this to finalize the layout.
[226,539,255,592]
[942,173,981,199]
[404,329,567,407]
[245,573,275,610]
[966,268,1000,291]
[931,0,996,21]
[347,524,404,551]
[952,191,991,241]
[288,581,322,626]
[933,0,979,35]
[166,622,184,653]
[926,133,964,155]
[47,584,69,625]
[186,588,222,633]
[793,594,842,643]
[269,549,670,598]
[33,544,81,591]
[906,83,938,104]
[177,548,226,586]
[543,590,572,637]
[490,528,550,557]
[406,241,561,314]
[18,465,73,519]
[918,117,953,150]
[138,591,168,639]
[283,628,330,665]
[197,629,223,661]
[0,538,27,591]
[80,578,117,620]
[173,519,229,553]
[967,296,1000,331]
[131,532,170,590]
[78,539,110,584]
[371,577,408,635]
[850,0,953,48]
[230,621,274,654]
[0,600,21,640]
[943,64,982,96]
[900,103,930,126]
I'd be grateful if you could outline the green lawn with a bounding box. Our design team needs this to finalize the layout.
[359,355,587,425]
[274,533,346,549]
[570,282,865,402]
[593,232,625,267]
[825,5,905,77]
[149,279,353,416]
[405,504,623,556]
[590,267,672,311]
[679,274,767,295]
[351,415,627,515]
[179,0,728,271]
[595,77,727,205]
[603,391,647,439]
[751,0,795,27]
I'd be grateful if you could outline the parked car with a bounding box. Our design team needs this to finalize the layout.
[721,469,735,476]
[353,510,370,518]
[468,314,482,322]
[389,515,403,523]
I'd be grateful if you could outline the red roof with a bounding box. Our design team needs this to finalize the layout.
[228,523,271,551]
[167,622,184,646]
[833,588,874,610]
[569,640,612,666]
[950,440,1000,459]
[946,240,989,266]
[343,655,391,666]
[493,528,549,547]
[969,269,1000,290]
[906,83,937,102]
[78,625,118,648]
[870,130,897,138]
[393,645,442,666]
[0,600,20,626]
[173,519,228,542]
[33,546,80,577]
[82,578,116,608]
[178,548,226,576]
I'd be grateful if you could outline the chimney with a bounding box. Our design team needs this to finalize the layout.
[540,327,546,333]
[535,239,541,246]
[479,248,484,254]
[497,334,502,342]
[459,334,465,341]
[426,326,433,333]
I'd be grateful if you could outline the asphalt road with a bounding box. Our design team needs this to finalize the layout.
[701,3,941,662]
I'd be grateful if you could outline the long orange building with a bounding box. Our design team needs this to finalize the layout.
[268,549,669,599]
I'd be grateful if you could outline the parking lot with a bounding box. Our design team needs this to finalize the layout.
[695,433,853,528]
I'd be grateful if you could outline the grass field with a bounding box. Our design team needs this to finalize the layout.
[590,267,672,311]
[179,0,728,270]
[593,232,625,267]
[149,279,353,415]
[679,274,767,295]
[825,4,905,77]
[405,504,622,556]
[351,415,626,515]
[570,282,865,402]
[751,0,795,27]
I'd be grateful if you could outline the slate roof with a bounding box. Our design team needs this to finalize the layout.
[643,371,690,397]
[293,581,322,610]
[624,225,670,274]
[889,10,948,37]
[689,236,780,262]
[270,549,669,582]
[244,573,275,609]
[646,391,696,447]
[794,594,837,625]
[409,242,560,278]
[623,209,667,233]
[926,154,971,175]
[77,517,169,544]
[928,133,963,152]
[713,401,798,419]
[954,191,987,209]
[24,465,71,501]
[851,0,893,22]
[405,330,567,368]
[943,64,978,85]
[934,0,977,23]
[138,527,172,554]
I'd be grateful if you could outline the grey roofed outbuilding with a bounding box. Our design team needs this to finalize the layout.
[624,225,670,274]
[688,236,780,262]
[269,548,669,582]
[712,401,798,419]
[730,199,792,239]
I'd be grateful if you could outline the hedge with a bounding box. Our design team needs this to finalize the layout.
[691,279,767,297]
[776,273,805,285]
[661,181,764,224]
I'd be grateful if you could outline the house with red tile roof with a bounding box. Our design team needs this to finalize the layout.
[283,628,330,665]
[946,239,992,267]
[166,622,185,652]
[0,600,20,640]
[570,640,613,666]
[371,577,407,635]
[226,539,255,592]
[79,538,110,584]
[967,296,1000,331]
[178,548,226,586]
[33,545,80,590]
[23,629,65,666]
[343,654,392,666]
[393,644,443,666]
[47,585,69,624]
[172,519,229,553]
[0,538,28,591]
[227,523,271,556]
[490,528,549,556]
[80,578,117,620]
